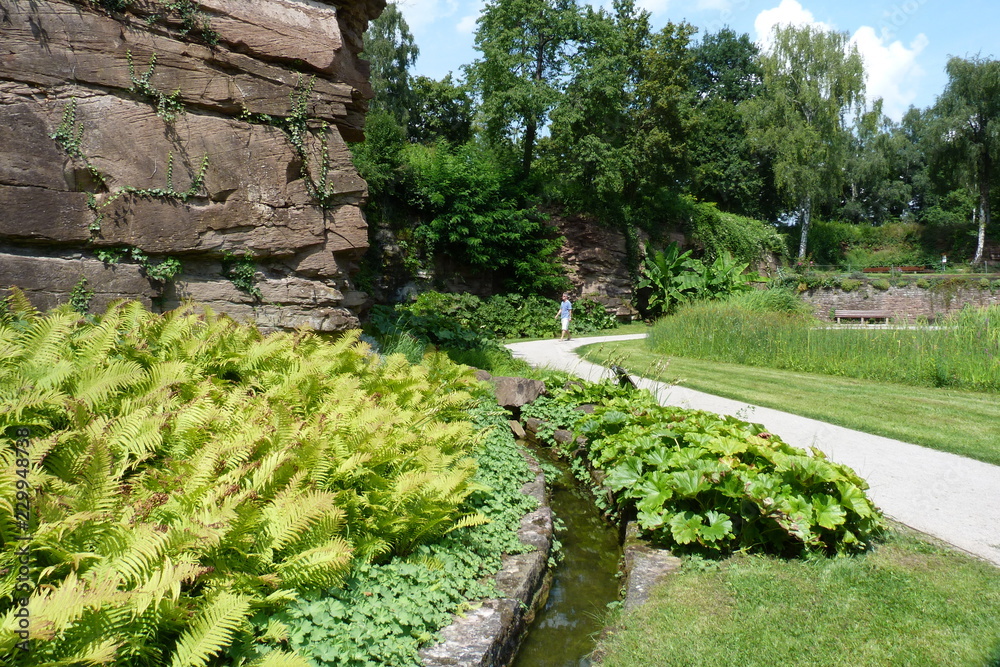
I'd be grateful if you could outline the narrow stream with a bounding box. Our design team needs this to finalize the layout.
[512,448,622,667]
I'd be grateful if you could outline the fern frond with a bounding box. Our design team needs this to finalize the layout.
[71,359,147,410]
[18,310,77,371]
[445,512,490,533]
[263,488,342,553]
[4,286,38,318]
[274,539,353,591]
[168,592,253,667]
[245,649,314,667]
[15,570,125,641]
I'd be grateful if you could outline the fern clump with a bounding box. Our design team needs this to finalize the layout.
[0,292,493,665]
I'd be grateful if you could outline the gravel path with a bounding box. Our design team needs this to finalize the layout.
[507,334,1000,566]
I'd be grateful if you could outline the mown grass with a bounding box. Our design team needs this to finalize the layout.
[594,526,1000,667]
[646,302,1000,393]
[578,339,1000,466]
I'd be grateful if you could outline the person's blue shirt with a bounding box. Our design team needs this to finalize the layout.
[559,300,572,317]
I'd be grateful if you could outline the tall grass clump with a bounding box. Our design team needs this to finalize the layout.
[648,295,1000,392]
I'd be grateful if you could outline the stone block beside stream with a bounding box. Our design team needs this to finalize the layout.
[419,454,553,667]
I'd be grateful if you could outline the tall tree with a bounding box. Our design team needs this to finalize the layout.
[467,0,580,177]
[744,25,865,258]
[408,74,474,146]
[363,3,420,127]
[687,28,778,219]
[542,0,696,229]
[933,56,1000,264]
[835,101,921,224]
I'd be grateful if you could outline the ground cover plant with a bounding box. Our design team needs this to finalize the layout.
[578,338,1000,466]
[522,382,884,556]
[270,403,537,666]
[646,297,1000,393]
[0,292,532,666]
[593,526,1000,666]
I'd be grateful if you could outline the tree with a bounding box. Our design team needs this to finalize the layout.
[687,28,778,219]
[541,0,696,230]
[408,74,474,145]
[467,0,580,177]
[744,25,865,258]
[933,56,1000,264]
[363,3,420,127]
[835,101,921,224]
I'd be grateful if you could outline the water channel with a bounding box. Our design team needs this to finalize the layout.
[511,448,622,667]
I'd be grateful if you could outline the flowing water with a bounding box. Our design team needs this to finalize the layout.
[511,450,622,667]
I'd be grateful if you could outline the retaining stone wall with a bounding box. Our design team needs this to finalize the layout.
[798,282,1000,321]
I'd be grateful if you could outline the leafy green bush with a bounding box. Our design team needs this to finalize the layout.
[839,278,862,292]
[804,219,927,268]
[403,142,567,294]
[638,243,754,317]
[0,294,491,664]
[392,291,618,342]
[687,200,786,265]
[916,278,931,289]
[871,278,891,291]
[525,383,885,556]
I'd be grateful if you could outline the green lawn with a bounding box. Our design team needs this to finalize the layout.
[578,339,1000,466]
[594,526,1000,667]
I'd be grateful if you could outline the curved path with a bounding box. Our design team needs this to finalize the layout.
[507,334,1000,567]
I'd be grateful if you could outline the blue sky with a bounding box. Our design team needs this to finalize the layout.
[391,0,1000,121]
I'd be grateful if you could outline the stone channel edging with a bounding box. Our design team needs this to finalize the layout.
[419,455,554,667]
[521,416,681,616]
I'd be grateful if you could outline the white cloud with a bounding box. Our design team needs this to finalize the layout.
[753,0,832,50]
[851,26,927,121]
[456,13,478,33]
[636,0,671,16]
[455,0,483,34]
[395,0,460,30]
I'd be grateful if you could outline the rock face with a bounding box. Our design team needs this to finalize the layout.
[0,0,383,330]
[551,211,645,320]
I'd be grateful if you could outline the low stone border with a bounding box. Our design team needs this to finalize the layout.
[620,523,681,611]
[419,454,554,667]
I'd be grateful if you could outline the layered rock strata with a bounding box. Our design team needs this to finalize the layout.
[0,0,383,330]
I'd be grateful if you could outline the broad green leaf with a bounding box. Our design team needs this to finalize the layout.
[835,481,874,518]
[812,494,847,529]
[668,511,703,545]
[701,511,734,542]
[670,470,708,498]
[605,457,644,492]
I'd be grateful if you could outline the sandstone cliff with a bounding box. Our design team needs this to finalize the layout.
[0,0,383,330]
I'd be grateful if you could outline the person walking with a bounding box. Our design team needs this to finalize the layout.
[556,292,572,340]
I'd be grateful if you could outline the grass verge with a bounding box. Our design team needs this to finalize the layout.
[577,339,1000,466]
[594,526,1000,667]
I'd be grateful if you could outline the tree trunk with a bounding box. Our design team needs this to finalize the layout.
[797,197,812,259]
[522,119,536,177]
[973,146,991,264]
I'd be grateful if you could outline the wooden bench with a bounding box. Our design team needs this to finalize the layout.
[834,309,893,324]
